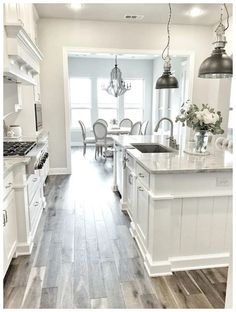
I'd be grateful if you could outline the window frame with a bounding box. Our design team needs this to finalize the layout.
[123,78,145,121]
[69,77,92,129]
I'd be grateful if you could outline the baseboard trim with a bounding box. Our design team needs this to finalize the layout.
[15,241,33,256]
[170,253,230,271]
[120,201,127,212]
[144,253,172,276]
[49,168,71,175]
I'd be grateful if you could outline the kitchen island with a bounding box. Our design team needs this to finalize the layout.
[113,135,232,276]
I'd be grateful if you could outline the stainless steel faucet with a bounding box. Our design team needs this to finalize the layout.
[154,117,179,150]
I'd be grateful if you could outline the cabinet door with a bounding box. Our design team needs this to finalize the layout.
[4,3,19,24]
[126,168,135,219]
[3,191,17,276]
[136,180,149,247]
[116,148,123,194]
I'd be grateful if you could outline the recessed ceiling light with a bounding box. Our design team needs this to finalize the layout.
[70,3,82,10]
[187,7,205,17]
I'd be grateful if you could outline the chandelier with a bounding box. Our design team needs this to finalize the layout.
[102,55,131,97]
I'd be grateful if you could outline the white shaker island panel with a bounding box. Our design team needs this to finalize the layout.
[113,135,232,276]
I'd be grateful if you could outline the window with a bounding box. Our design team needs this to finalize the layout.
[69,78,92,128]
[97,78,118,122]
[124,79,144,122]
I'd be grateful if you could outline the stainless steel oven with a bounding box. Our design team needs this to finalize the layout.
[34,103,43,131]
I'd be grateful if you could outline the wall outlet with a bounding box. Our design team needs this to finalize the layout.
[216,177,230,187]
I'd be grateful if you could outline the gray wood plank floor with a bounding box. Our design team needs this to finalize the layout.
[3,147,228,309]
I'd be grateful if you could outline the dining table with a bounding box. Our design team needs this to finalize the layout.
[107,126,131,135]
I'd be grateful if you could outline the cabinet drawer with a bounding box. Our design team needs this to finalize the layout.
[4,171,14,200]
[136,163,150,189]
[29,187,42,232]
[27,173,41,204]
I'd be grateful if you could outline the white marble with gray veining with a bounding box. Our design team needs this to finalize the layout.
[127,147,232,174]
[112,134,233,173]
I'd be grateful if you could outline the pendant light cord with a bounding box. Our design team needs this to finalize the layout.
[162,3,171,61]
[224,3,229,31]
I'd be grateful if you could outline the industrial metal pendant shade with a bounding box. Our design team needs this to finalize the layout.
[156,3,178,89]
[102,55,131,97]
[199,4,232,78]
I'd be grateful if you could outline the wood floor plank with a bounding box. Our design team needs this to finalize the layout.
[151,276,178,308]
[4,286,26,309]
[91,297,109,309]
[202,268,227,284]
[73,246,90,308]
[102,260,125,308]
[140,293,162,308]
[173,271,201,295]
[187,270,225,308]
[43,242,62,288]
[121,280,144,308]
[21,266,46,308]
[40,287,58,309]
[87,257,106,299]
[56,263,74,308]
[95,220,114,260]
[33,230,53,267]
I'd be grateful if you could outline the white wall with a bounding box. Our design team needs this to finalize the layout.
[38,18,226,170]
[68,56,153,145]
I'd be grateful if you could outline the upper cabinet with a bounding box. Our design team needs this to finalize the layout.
[4,3,38,45]
[3,4,43,85]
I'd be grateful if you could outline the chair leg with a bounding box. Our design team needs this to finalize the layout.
[95,146,97,160]
[104,145,107,162]
[83,144,86,156]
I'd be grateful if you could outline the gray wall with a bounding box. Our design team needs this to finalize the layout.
[68,57,153,145]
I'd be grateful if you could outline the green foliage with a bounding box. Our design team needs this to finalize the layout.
[175,100,224,135]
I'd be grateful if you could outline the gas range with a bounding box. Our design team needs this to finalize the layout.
[3,141,36,157]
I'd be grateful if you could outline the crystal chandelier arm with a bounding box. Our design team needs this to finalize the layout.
[161,3,172,62]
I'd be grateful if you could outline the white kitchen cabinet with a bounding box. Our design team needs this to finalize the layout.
[135,179,149,248]
[4,3,37,44]
[126,167,136,219]
[3,190,17,276]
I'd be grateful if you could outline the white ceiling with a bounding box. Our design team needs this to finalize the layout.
[35,3,232,26]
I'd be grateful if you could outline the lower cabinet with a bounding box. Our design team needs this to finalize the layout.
[126,167,135,219]
[3,190,17,276]
[27,174,43,240]
[135,179,149,248]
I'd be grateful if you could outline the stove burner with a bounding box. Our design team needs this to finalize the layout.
[4,141,36,156]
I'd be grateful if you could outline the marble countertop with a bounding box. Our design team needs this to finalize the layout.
[114,134,233,173]
[4,157,31,177]
[127,147,233,174]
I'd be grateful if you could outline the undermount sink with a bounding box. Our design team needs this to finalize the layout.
[131,143,175,153]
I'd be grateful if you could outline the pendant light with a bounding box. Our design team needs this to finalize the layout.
[156,3,178,89]
[199,4,232,78]
[102,55,131,97]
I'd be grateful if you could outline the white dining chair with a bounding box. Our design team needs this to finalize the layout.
[78,120,96,155]
[119,118,133,128]
[130,121,142,135]
[93,122,113,161]
[95,119,108,127]
[141,120,149,135]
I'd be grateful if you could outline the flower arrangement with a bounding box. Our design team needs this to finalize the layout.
[175,101,224,134]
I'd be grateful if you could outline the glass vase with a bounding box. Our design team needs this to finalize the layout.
[194,130,209,153]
